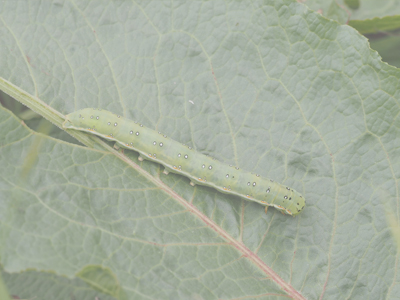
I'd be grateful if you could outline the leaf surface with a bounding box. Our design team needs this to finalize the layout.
[0,1,400,299]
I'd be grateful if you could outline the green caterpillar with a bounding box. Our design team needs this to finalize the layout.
[63,108,305,216]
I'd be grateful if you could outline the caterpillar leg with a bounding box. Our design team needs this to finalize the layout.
[163,168,169,175]
[113,143,125,153]
[190,181,195,186]
[264,206,269,214]
[138,155,144,161]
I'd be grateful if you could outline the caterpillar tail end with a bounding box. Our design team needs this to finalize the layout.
[62,118,73,129]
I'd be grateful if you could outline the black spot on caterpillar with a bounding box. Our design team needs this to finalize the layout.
[63,108,305,216]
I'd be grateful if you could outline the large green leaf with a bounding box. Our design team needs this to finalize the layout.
[1,0,400,299]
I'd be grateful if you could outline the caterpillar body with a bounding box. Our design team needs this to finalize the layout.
[63,108,305,216]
